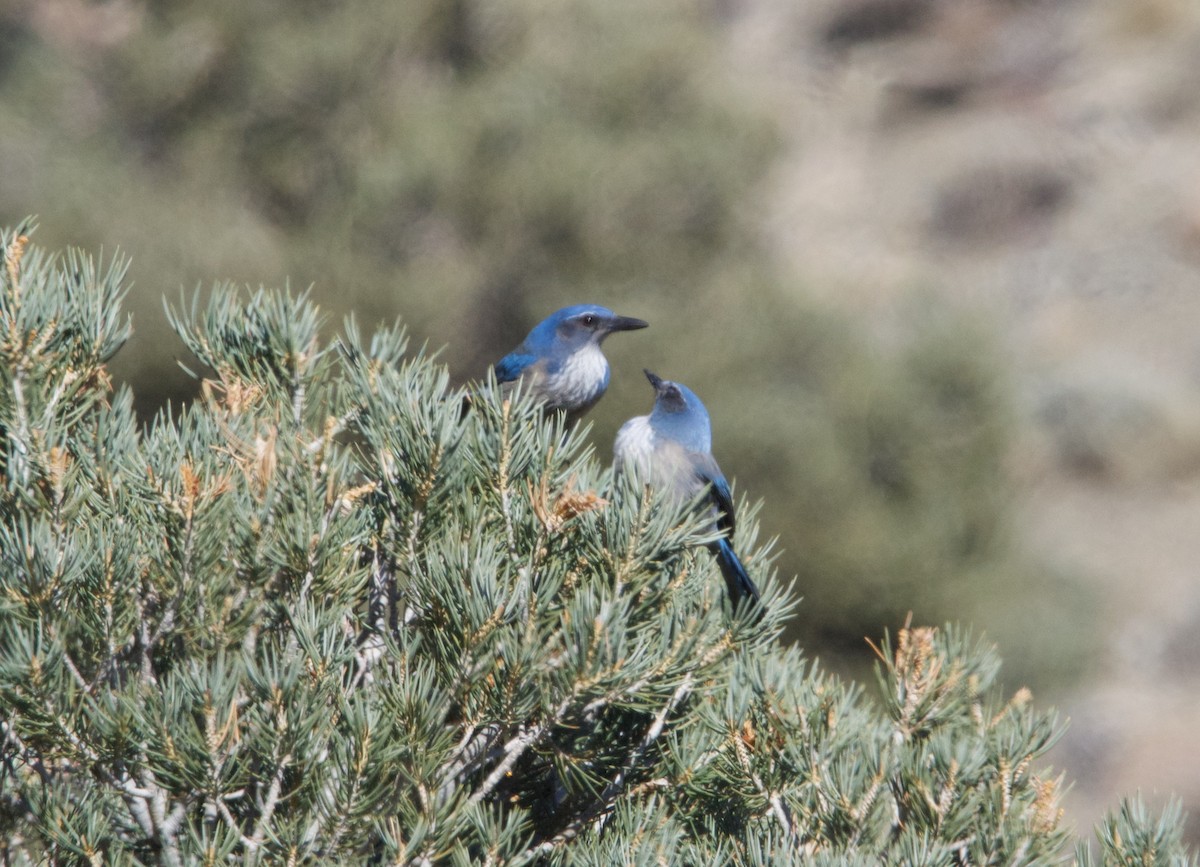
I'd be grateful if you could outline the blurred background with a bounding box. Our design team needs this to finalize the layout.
[3,0,1200,842]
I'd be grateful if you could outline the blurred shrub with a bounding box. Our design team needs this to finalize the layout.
[1034,358,1200,483]
[693,292,1094,685]
[0,0,776,404]
[0,0,1093,679]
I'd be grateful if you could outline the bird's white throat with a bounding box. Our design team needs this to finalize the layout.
[550,343,609,404]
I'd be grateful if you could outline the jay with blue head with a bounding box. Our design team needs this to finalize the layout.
[614,370,763,613]
[492,304,648,424]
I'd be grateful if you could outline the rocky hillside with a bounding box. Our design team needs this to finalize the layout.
[734,0,1200,840]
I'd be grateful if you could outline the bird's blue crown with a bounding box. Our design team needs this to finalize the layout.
[649,375,712,454]
[523,305,618,354]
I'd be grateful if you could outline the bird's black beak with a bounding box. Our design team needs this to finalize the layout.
[643,369,665,392]
[609,315,648,333]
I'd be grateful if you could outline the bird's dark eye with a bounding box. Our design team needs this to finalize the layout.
[581,314,598,327]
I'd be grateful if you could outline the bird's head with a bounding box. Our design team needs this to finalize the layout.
[644,369,712,451]
[531,304,648,352]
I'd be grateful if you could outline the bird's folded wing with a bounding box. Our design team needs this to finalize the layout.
[494,353,541,385]
[693,453,736,536]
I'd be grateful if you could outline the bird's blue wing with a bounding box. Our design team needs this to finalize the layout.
[693,453,736,536]
[494,352,538,384]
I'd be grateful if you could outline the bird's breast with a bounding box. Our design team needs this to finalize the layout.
[614,416,656,471]
[615,420,705,500]
[543,344,609,407]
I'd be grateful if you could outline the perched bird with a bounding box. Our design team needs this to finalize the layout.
[492,304,648,424]
[614,370,762,612]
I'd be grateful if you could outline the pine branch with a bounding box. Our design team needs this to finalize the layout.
[247,751,292,859]
[468,708,565,808]
[437,723,502,806]
[0,231,1191,864]
[732,715,794,838]
[0,718,51,787]
[523,673,694,860]
[497,399,518,557]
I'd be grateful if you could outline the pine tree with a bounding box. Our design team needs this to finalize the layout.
[1,225,1193,864]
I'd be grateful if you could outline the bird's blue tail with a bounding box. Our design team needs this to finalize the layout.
[713,538,762,614]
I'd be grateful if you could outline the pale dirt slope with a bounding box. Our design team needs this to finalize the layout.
[730,0,1200,840]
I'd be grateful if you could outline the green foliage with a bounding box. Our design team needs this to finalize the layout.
[711,300,1015,632]
[0,229,1189,863]
[697,292,1092,686]
[1079,798,1197,867]
[0,0,776,392]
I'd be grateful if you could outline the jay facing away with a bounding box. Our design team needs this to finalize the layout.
[614,370,763,613]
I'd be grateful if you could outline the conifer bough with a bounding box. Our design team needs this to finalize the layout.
[0,225,1192,864]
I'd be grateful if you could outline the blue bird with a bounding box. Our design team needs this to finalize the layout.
[614,370,762,612]
[493,304,648,424]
